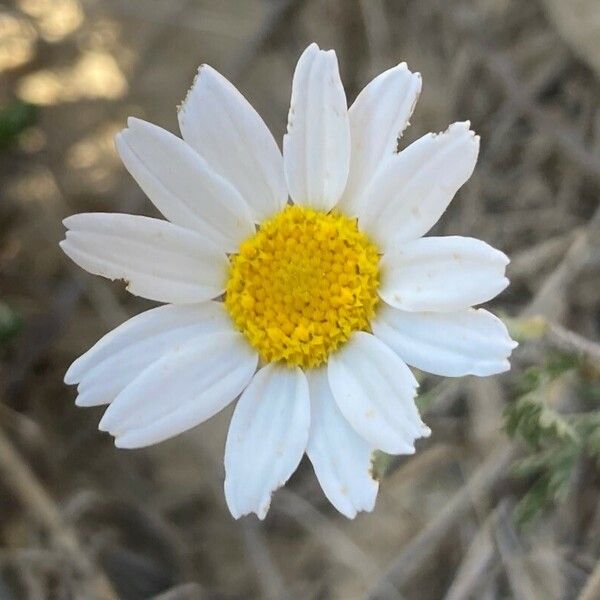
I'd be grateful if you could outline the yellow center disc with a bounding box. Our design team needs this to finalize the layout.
[225,205,380,368]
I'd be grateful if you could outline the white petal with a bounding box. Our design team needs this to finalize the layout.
[224,364,310,519]
[97,332,257,448]
[372,306,518,377]
[358,122,480,250]
[115,118,254,253]
[328,332,429,455]
[178,65,286,222]
[337,63,422,216]
[379,236,509,312]
[61,213,228,304]
[306,367,378,518]
[283,43,351,211]
[66,303,232,406]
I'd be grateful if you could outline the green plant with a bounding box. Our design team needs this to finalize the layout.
[0,302,22,345]
[505,354,600,525]
[0,101,37,150]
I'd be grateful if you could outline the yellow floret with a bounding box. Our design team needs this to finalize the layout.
[225,205,380,368]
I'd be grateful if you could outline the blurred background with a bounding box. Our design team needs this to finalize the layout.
[1,0,600,598]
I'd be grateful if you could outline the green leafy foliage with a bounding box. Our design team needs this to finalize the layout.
[0,101,37,151]
[0,302,22,345]
[511,442,580,525]
[0,103,32,345]
[505,355,579,446]
[370,450,394,481]
[504,353,600,525]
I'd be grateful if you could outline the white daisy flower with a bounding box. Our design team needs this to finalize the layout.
[61,43,516,519]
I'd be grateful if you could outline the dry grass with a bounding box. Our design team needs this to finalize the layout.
[1,0,599,598]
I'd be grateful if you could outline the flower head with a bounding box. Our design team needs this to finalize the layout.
[61,43,516,519]
[225,205,380,368]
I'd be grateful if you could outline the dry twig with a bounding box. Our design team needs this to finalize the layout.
[368,445,517,599]
[241,520,286,600]
[0,428,117,599]
[443,504,504,600]
[578,560,600,600]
